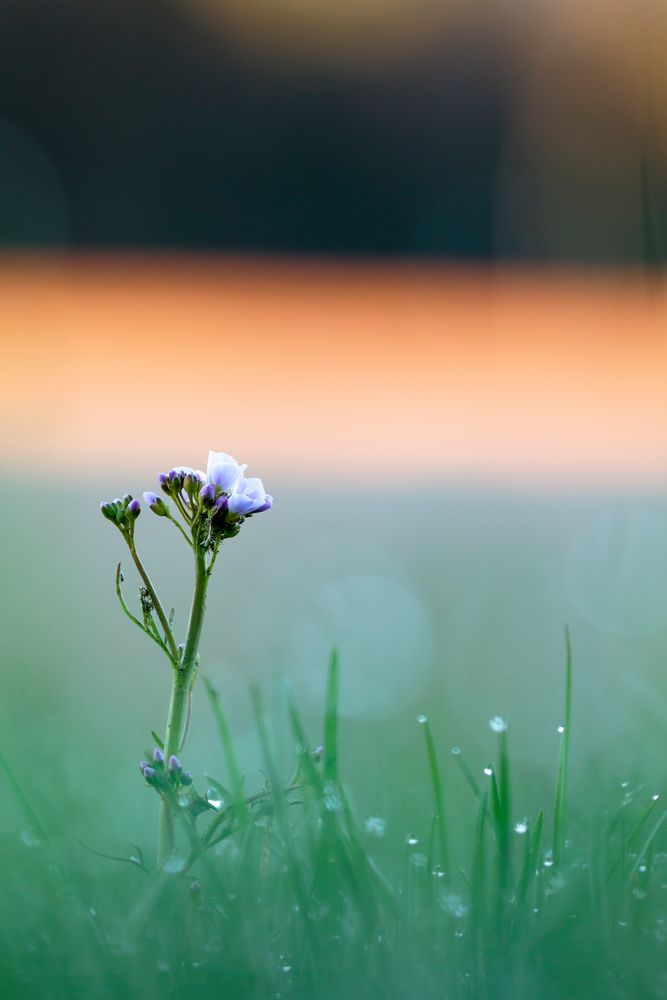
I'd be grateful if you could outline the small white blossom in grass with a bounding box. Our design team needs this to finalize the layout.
[489,716,508,733]
[364,817,386,839]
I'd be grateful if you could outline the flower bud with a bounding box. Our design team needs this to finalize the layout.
[181,771,193,786]
[143,492,170,517]
[142,766,157,783]
[100,501,117,522]
[168,754,182,774]
[212,495,228,515]
[127,498,141,520]
[168,469,184,491]
[139,759,150,774]
[122,494,133,506]
[200,483,216,506]
[183,473,200,498]
[153,747,166,766]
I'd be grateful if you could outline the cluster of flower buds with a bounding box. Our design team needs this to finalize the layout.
[99,494,141,534]
[145,451,273,541]
[139,748,193,791]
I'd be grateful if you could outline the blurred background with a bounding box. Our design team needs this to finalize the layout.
[1,0,667,260]
[1,0,667,857]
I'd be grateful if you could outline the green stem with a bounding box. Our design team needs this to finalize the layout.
[127,542,179,664]
[157,546,209,866]
[168,513,194,548]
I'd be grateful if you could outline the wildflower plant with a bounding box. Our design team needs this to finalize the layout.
[100,451,272,864]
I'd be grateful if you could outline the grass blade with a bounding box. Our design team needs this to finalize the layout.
[204,677,247,825]
[552,625,572,871]
[420,715,449,879]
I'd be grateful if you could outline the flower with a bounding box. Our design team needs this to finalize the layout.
[206,451,246,491]
[228,476,273,516]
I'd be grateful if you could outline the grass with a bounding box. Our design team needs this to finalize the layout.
[1,634,667,1000]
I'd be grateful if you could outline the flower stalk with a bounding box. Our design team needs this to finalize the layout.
[100,451,273,869]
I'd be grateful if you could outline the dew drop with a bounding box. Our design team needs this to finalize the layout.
[206,788,223,809]
[450,746,461,756]
[364,816,386,838]
[483,766,493,777]
[557,725,565,735]
[406,833,419,846]
[162,857,187,874]
[514,819,529,835]
[416,714,428,725]
[489,716,507,733]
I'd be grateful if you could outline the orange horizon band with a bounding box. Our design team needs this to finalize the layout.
[1,255,666,488]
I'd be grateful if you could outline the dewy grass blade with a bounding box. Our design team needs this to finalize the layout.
[323,649,339,787]
[251,686,316,956]
[607,791,662,882]
[451,746,481,799]
[552,625,572,872]
[496,728,511,886]
[204,677,248,825]
[283,679,324,795]
[625,808,667,888]
[0,748,62,877]
[420,716,450,880]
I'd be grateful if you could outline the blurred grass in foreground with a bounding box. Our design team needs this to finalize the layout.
[2,479,667,996]
[1,649,667,999]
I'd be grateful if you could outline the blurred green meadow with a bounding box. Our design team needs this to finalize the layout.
[2,477,667,998]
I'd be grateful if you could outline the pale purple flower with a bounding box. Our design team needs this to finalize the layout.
[228,476,272,516]
[206,451,246,491]
[127,498,141,518]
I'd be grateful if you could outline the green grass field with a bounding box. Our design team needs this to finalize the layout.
[2,479,667,998]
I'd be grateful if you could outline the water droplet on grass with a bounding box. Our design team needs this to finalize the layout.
[483,766,493,777]
[206,788,223,809]
[514,819,529,834]
[653,793,660,801]
[323,781,342,812]
[406,834,419,846]
[163,857,187,874]
[432,865,446,878]
[450,746,461,756]
[489,716,507,733]
[543,852,554,868]
[20,829,41,848]
[364,816,386,838]
[557,725,565,734]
